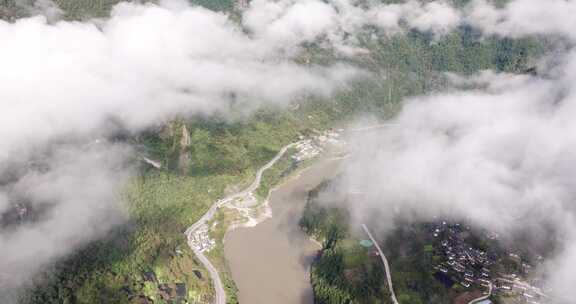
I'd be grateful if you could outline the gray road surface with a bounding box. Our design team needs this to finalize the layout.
[361,224,400,304]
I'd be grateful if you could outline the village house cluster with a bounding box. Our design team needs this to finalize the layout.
[188,224,215,253]
[430,221,546,304]
[292,129,344,162]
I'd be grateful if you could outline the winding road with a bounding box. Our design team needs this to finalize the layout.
[185,142,298,304]
[349,123,399,133]
[361,224,497,304]
[467,283,492,304]
[361,224,399,304]
[185,126,391,304]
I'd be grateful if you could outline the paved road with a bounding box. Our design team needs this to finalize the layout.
[361,224,399,304]
[187,244,226,304]
[468,283,492,304]
[496,278,547,298]
[349,123,398,132]
[185,142,297,304]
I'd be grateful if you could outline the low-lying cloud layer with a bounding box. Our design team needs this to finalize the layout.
[244,0,462,52]
[0,1,364,163]
[0,143,131,289]
[5,0,576,302]
[468,0,576,40]
[1,0,466,297]
[0,0,363,299]
[1,0,487,297]
[336,0,576,302]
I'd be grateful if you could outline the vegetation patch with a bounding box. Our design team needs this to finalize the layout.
[301,181,390,304]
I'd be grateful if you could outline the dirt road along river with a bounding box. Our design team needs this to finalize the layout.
[224,158,340,304]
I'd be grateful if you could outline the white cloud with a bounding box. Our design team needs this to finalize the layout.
[244,0,339,46]
[0,1,360,163]
[0,0,361,297]
[8,0,575,300]
[244,0,464,55]
[335,1,576,301]
[340,67,576,301]
[467,0,576,40]
[404,0,462,35]
[0,144,131,291]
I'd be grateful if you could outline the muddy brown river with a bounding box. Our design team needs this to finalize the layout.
[224,158,340,304]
